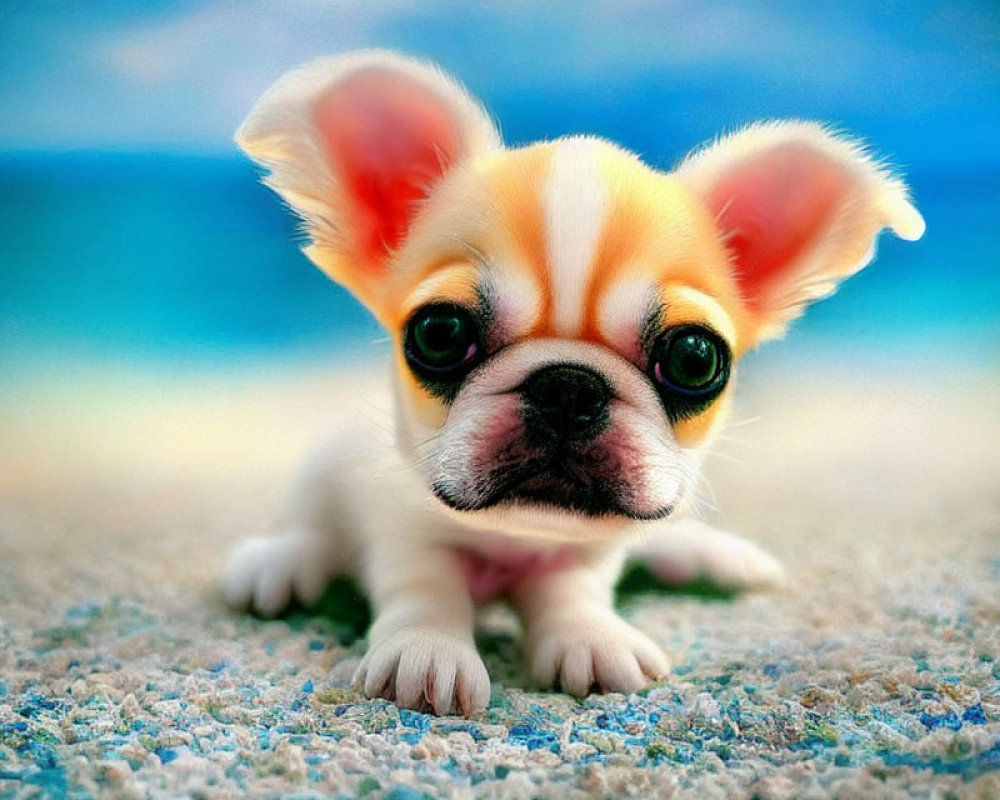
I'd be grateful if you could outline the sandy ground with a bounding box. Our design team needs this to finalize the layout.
[1,355,998,798]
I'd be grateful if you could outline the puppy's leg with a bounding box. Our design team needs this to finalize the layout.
[220,528,341,617]
[220,441,363,617]
[511,553,670,697]
[630,519,786,590]
[353,544,489,716]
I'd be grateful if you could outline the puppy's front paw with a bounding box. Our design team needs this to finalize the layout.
[221,533,330,617]
[354,630,490,716]
[530,611,669,697]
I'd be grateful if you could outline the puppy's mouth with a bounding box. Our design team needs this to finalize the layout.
[432,449,673,521]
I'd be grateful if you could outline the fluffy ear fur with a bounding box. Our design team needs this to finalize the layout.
[236,50,500,318]
[677,121,925,343]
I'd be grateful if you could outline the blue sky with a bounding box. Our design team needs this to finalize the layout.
[2,1,998,172]
[1,2,997,366]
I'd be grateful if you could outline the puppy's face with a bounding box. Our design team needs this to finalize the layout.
[238,50,924,539]
[386,141,741,532]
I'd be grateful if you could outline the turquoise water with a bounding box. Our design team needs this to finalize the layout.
[1,151,997,370]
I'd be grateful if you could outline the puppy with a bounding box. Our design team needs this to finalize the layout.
[222,50,924,715]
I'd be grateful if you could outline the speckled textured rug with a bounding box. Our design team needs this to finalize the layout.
[1,361,998,799]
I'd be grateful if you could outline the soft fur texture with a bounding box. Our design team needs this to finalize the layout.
[222,50,923,716]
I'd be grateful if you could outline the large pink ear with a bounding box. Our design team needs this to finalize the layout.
[235,50,500,317]
[677,121,925,343]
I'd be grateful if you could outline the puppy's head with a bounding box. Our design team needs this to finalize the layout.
[238,50,924,539]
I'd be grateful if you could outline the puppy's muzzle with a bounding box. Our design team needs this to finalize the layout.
[520,364,610,442]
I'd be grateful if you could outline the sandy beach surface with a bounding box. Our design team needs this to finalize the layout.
[1,356,997,798]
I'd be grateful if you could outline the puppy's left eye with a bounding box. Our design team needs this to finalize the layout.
[649,325,730,414]
[404,303,483,384]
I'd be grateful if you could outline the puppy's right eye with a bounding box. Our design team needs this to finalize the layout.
[404,303,483,386]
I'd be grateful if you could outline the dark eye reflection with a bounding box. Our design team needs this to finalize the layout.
[403,303,484,397]
[648,324,730,417]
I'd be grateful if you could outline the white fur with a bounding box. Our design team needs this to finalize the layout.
[483,264,544,342]
[420,338,691,527]
[631,520,786,589]
[510,551,670,694]
[223,51,920,717]
[544,138,607,336]
[596,277,656,360]
[220,411,782,714]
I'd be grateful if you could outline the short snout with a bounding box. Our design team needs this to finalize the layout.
[416,338,692,527]
[521,364,610,441]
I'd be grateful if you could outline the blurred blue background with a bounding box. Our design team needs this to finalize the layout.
[1,0,998,375]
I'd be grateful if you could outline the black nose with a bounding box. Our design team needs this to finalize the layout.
[521,364,611,439]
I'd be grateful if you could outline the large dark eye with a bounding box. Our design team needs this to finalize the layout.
[649,325,730,410]
[404,303,483,383]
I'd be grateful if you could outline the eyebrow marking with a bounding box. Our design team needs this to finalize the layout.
[594,276,660,362]
[479,144,553,336]
[398,262,481,320]
[479,262,543,344]
[544,137,608,336]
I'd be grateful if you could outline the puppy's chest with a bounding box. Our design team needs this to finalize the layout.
[452,545,575,605]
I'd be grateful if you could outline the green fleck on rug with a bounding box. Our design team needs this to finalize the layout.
[1,364,998,799]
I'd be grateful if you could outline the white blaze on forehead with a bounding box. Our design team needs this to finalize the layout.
[544,137,608,336]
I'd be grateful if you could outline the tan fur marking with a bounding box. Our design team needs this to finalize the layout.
[590,148,740,325]
[580,145,748,445]
[478,145,555,337]
[657,285,738,447]
[390,264,480,429]
[659,285,738,347]
[392,343,449,429]
[674,390,732,448]
[399,264,481,321]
